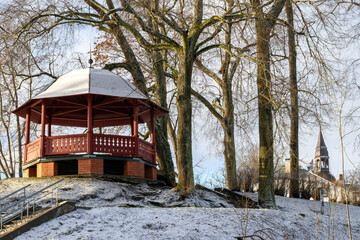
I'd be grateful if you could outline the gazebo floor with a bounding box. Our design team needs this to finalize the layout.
[23,154,157,180]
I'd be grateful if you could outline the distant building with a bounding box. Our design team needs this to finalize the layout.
[314,128,336,182]
[276,128,359,203]
[283,128,336,181]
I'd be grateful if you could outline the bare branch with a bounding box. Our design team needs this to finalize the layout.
[194,59,221,85]
[191,88,224,124]
[103,62,132,72]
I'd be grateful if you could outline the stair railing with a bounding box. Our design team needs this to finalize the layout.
[0,184,31,212]
[0,178,65,231]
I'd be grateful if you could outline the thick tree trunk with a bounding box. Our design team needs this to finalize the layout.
[146,0,176,186]
[152,50,176,186]
[255,11,276,208]
[112,27,148,94]
[221,15,237,190]
[286,0,299,198]
[110,25,175,184]
[252,0,285,208]
[223,102,237,190]
[176,49,194,193]
[174,0,203,193]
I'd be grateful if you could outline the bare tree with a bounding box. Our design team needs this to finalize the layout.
[251,0,286,208]
[191,0,245,190]
[8,0,247,193]
[90,0,177,186]
[286,0,299,198]
[109,0,246,193]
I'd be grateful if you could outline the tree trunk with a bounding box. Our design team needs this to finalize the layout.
[152,50,176,186]
[16,115,23,177]
[221,11,237,190]
[176,49,194,193]
[223,100,237,190]
[255,8,276,208]
[251,0,285,208]
[110,24,175,184]
[146,0,176,186]
[111,27,148,94]
[286,0,299,198]
[175,0,203,193]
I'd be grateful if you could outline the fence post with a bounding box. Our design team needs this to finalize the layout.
[56,188,59,205]
[320,189,324,215]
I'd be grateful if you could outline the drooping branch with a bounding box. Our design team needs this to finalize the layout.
[194,59,222,85]
[195,44,222,58]
[191,88,224,125]
[195,23,223,53]
[119,0,181,48]
[16,72,58,81]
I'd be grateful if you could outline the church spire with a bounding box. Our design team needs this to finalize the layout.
[315,127,329,158]
[315,127,329,172]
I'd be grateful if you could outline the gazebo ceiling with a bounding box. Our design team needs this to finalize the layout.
[13,68,168,128]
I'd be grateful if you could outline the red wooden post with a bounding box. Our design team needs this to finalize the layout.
[131,122,134,136]
[133,100,138,137]
[133,100,139,157]
[24,108,31,163]
[150,107,156,163]
[87,94,93,154]
[47,116,52,137]
[40,99,46,157]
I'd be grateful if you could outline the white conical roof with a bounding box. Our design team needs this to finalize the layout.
[33,68,148,99]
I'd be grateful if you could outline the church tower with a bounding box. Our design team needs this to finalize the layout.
[315,128,329,173]
[314,128,336,182]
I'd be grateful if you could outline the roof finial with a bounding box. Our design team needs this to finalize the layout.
[88,4,93,68]
[89,48,93,68]
[88,31,93,68]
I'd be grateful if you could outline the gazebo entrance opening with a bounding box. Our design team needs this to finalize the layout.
[13,68,168,180]
[58,160,78,175]
[104,160,124,175]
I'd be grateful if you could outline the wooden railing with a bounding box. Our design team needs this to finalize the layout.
[24,134,155,164]
[139,139,155,163]
[45,134,87,155]
[93,134,134,156]
[25,139,41,163]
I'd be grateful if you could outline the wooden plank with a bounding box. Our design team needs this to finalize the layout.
[51,107,86,117]
[40,100,46,157]
[87,95,93,154]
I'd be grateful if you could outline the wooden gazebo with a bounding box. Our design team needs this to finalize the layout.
[13,68,167,179]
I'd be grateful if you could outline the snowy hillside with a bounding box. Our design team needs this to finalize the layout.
[1,177,359,239]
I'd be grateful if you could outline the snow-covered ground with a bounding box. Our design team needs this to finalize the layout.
[0,177,231,208]
[1,177,359,239]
